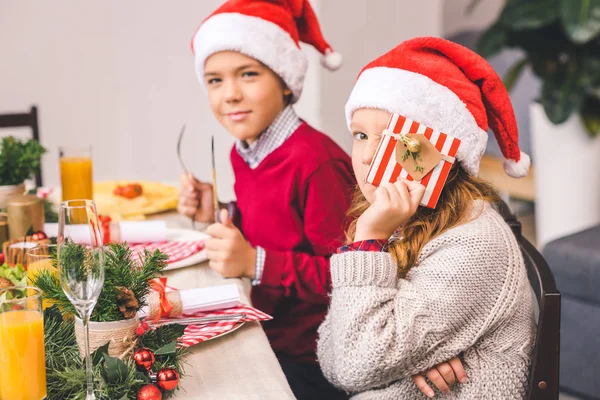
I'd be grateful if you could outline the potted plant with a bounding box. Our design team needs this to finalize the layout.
[477,0,600,248]
[0,136,46,209]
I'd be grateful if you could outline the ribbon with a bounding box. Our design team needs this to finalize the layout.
[98,215,112,244]
[149,277,173,322]
[383,129,456,164]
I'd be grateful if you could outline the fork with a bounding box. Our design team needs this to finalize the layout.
[176,124,196,229]
[147,313,247,327]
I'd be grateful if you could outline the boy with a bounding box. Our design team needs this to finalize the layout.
[180,1,353,398]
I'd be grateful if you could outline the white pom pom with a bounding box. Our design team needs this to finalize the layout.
[321,50,342,71]
[503,151,531,178]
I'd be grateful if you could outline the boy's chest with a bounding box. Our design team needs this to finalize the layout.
[233,168,306,249]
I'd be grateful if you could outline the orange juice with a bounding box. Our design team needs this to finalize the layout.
[0,310,47,400]
[28,258,56,281]
[60,157,93,201]
[28,259,56,309]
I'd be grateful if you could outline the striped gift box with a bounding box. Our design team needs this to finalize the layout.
[366,114,461,209]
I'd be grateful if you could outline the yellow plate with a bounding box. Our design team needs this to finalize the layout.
[93,181,178,221]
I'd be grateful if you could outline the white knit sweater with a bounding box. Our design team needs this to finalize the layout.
[317,201,536,399]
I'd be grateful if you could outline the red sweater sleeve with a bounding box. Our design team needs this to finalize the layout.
[258,160,355,304]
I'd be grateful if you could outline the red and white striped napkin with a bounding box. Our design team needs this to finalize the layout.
[130,241,205,264]
[178,305,272,347]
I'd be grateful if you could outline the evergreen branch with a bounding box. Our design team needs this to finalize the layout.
[44,305,185,399]
[39,242,168,322]
[32,270,77,316]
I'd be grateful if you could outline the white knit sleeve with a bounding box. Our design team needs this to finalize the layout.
[317,218,525,393]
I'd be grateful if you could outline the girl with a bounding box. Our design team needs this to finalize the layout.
[317,37,537,399]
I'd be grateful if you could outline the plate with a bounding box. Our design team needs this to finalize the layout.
[46,181,179,221]
[163,228,210,271]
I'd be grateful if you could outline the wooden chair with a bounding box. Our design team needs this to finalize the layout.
[0,105,43,187]
[496,201,561,400]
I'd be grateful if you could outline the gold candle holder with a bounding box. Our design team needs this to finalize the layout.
[0,213,8,248]
[3,236,50,266]
[6,194,44,240]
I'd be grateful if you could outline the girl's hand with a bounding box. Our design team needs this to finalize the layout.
[354,179,425,242]
[412,357,467,398]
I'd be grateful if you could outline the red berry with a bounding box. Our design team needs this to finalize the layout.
[31,231,47,241]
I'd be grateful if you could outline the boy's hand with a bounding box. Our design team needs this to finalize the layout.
[205,209,256,279]
[354,179,425,242]
[177,173,216,223]
[412,357,467,398]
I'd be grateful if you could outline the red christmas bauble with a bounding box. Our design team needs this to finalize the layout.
[156,367,180,391]
[133,348,155,372]
[31,231,47,241]
[137,384,162,400]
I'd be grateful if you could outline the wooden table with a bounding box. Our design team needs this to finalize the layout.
[158,213,295,399]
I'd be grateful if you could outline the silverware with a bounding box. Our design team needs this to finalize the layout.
[176,124,196,229]
[148,313,247,327]
[211,135,221,223]
[210,135,237,224]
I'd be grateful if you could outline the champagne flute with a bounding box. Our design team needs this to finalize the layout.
[57,199,105,400]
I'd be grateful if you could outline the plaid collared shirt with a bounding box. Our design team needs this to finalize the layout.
[336,227,404,254]
[235,106,301,286]
[235,105,301,169]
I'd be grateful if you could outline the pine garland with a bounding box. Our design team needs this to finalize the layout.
[30,241,187,398]
[32,242,168,322]
[44,305,187,400]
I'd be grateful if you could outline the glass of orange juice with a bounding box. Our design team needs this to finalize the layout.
[59,146,93,201]
[0,286,47,400]
[27,245,57,310]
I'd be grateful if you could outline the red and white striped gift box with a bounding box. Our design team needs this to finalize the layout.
[366,113,461,209]
[129,240,205,264]
[178,305,273,347]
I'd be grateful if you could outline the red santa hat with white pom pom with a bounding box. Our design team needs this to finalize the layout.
[191,0,341,104]
[345,37,530,178]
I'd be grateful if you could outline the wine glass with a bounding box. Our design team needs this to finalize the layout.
[57,199,105,400]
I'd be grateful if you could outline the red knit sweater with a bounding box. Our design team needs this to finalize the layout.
[230,122,355,364]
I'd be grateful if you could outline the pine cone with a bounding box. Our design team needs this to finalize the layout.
[115,286,140,319]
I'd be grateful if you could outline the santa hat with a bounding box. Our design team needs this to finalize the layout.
[191,0,341,103]
[345,37,530,178]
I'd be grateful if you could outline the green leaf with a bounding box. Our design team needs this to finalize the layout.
[91,342,110,366]
[477,22,508,59]
[504,58,529,92]
[560,0,600,43]
[500,0,560,30]
[154,342,177,356]
[102,353,130,384]
[580,51,600,87]
[580,96,600,136]
[0,136,46,185]
[401,150,410,162]
[541,62,587,124]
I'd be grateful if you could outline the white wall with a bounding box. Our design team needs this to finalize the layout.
[1,0,456,201]
[320,0,444,154]
[443,0,504,38]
